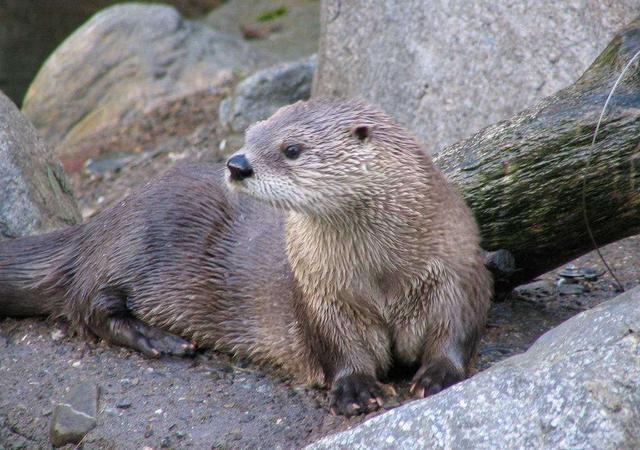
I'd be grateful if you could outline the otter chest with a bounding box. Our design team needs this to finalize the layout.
[327,269,428,327]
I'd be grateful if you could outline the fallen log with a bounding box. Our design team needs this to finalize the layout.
[435,17,640,288]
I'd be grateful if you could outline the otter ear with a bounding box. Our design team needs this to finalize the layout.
[352,124,372,142]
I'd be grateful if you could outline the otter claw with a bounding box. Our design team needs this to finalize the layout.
[411,358,463,398]
[329,373,384,417]
[410,383,426,398]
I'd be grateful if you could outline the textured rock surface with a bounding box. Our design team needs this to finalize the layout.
[49,381,99,447]
[219,55,316,134]
[313,0,640,153]
[22,3,274,153]
[204,0,320,62]
[309,286,640,449]
[0,1,222,106]
[59,87,228,174]
[0,91,80,239]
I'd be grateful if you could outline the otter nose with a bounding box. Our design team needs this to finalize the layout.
[227,154,254,181]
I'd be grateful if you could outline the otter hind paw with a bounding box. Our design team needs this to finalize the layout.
[94,316,196,358]
[329,373,384,417]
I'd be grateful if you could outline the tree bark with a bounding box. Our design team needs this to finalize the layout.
[435,17,640,288]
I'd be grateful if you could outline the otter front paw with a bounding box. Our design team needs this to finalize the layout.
[329,373,384,417]
[410,358,463,398]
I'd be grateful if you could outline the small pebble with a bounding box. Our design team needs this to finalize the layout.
[49,381,98,447]
[383,397,402,409]
[240,413,256,423]
[51,329,64,341]
[228,430,242,441]
[116,400,132,409]
[557,265,582,279]
[120,377,140,387]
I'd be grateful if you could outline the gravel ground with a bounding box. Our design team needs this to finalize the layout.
[1,146,638,449]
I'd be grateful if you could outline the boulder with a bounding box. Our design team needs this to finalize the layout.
[0,91,80,239]
[0,1,229,107]
[59,86,227,174]
[309,286,640,449]
[204,0,321,62]
[219,55,316,134]
[22,3,275,162]
[313,0,640,153]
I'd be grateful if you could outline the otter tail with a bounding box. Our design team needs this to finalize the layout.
[0,228,75,317]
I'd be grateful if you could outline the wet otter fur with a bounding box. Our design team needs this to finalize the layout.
[0,99,492,416]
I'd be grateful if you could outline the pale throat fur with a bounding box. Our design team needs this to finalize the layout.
[280,143,453,321]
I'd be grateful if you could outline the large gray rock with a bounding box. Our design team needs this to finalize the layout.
[0,91,80,239]
[309,286,640,449]
[219,55,316,134]
[313,0,640,154]
[0,1,227,106]
[22,3,275,155]
[204,0,320,63]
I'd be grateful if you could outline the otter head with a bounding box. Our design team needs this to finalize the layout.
[225,98,412,216]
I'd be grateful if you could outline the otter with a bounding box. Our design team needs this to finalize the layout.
[0,99,491,416]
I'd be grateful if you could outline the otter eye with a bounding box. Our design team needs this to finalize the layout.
[283,144,302,160]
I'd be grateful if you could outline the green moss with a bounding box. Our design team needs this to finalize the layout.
[257,6,288,22]
[590,36,621,71]
[46,165,61,197]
